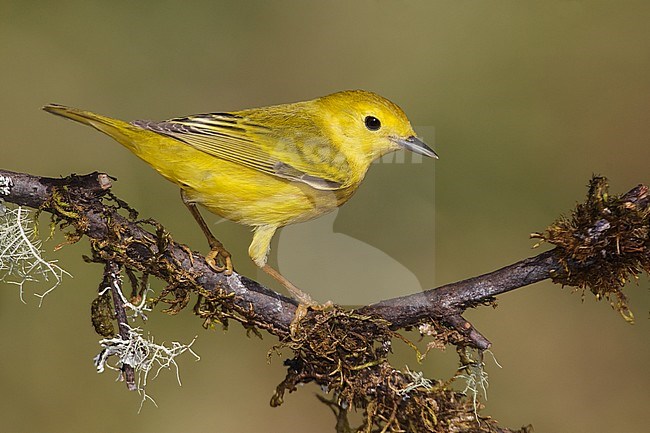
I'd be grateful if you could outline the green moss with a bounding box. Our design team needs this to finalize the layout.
[91,291,115,337]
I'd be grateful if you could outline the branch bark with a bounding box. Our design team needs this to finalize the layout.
[0,168,564,348]
[1,168,645,433]
[360,249,561,348]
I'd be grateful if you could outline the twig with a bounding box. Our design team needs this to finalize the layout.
[101,261,137,390]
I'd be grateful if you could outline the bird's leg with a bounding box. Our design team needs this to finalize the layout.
[262,264,315,305]
[181,190,233,274]
[262,264,332,336]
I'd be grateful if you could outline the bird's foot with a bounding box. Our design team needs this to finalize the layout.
[259,264,331,336]
[290,299,334,338]
[205,239,233,275]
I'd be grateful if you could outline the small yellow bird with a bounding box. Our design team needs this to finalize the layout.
[44,90,437,304]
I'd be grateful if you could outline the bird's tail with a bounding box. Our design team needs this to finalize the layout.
[43,104,154,154]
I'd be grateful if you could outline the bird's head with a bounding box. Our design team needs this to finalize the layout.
[315,90,437,170]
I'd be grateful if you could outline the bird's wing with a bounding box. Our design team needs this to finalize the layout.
[132,113,348,190]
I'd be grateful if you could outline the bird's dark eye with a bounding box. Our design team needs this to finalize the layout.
[364,116,381,131]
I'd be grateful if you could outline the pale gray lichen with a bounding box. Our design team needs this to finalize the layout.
[0,205,71,304]
[94,324,200,410]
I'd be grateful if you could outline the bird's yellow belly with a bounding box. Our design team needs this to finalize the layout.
[136,140,352,228]
[186,169,344,227]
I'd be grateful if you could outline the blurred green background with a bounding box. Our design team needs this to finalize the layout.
[1,1,649,432]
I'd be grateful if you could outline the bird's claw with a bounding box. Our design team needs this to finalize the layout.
[205,244,233,275]
[289,300,333,337]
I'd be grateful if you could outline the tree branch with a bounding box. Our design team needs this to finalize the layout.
[360,249,561,348]
[1,168,646,433]
[0,168,565,346]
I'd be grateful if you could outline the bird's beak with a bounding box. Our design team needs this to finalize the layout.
[393,135,438,159]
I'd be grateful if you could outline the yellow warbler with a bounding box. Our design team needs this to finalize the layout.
[43,90,437,304]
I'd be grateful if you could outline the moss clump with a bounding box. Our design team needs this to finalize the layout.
[533,176,650,322]
[270,308,518,432]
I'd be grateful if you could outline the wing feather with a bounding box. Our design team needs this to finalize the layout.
[132,113,348,190]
